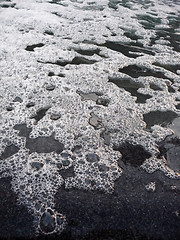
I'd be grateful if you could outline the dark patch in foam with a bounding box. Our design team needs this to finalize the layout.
[143,110,178,129]
[100,130,111,146]
[26,133,64,154]
[109,77,152,103]
[0,1,16,8]
[48,72,65,77]
[153,62,180,75]
[26,102,35,108]
[89,113,103,129]
[113,142,151,167]
[30,107,50,123]
[151,29,180,52]
[38,56,97,67]
[77,90,103,101]
[149,83,162,91]
[82,4,105,11]
[31,161,44,171]
[59,166,75,179]
[13,97,23,103]
[150,15,180,52]
[46,84,55,91]
[50,113,61,120]
[14,124,64,154]
[74,48,100,57]
[40,209,56,234]
[119,64,169,79]
[52,12,62,17]
[137,14,161,30]
[25,43,45,52]
[158,135,180,173]
[44,30,54,36]
[72,145,82,153]
[0,144,19,160]
[6,106,14,111]
[96,98,110,106]
[175,103,180,110]
[108,0,121,10]
[101,41,154,58]
[86,153,100,163]
[48,0,67,6]
[14,124,32,138]
[167,15,180,52]
[77,90,110,106]
[124,31,140,41]
[168,85,176,93]
[48,0,60,3]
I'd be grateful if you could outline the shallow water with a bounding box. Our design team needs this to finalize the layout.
[0,0,180,239]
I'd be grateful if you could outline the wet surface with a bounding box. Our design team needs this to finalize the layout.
[0,177,35,239]
[54,167,180,240]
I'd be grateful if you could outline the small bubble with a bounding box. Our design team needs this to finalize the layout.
[40,209,56,233]
[62,159,70,166]
[86,153,100,163]
[46,84,56,91]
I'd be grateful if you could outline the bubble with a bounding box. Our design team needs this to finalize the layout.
[40,209,56,234]
[86,153,100,163]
